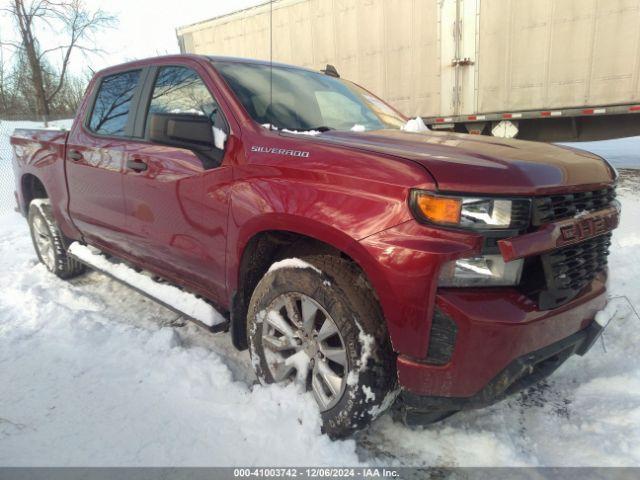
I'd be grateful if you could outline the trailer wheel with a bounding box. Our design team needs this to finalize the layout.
[28,199,85,279]
[247,255,397,438]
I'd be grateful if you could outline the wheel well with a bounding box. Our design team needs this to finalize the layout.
[231,230,359,350]
[22,174,48,208]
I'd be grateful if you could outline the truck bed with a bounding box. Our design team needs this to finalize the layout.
[11,128,69,166]
[10,128,70,219]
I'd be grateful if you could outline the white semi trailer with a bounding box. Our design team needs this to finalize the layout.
[176,0,640,141]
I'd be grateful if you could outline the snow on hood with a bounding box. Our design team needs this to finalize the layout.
[401,117,429,133]
[261,124,322,136]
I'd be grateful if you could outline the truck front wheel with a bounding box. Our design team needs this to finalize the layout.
[247,255,397,438]
[28,199,85,279]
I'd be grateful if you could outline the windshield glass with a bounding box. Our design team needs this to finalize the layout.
[214,61,406,132]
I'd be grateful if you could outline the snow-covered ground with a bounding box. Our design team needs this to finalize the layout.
[0,120,639,466]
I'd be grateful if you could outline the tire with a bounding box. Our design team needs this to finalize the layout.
[247,255,397,438]
[28,199,85,279]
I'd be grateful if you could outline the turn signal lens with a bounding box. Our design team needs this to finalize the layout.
[415,193,461,225]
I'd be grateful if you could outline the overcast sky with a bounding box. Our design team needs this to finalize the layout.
[0,0,265,75]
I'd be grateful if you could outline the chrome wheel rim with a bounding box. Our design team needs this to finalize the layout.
[33,216,55,271]
[261,292,348,411]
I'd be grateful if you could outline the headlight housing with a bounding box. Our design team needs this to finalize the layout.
[438,255,524,287]
[409,190,531,230]
[409,190,530,287]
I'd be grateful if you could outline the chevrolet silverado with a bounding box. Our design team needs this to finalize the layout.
[10,55,620,437]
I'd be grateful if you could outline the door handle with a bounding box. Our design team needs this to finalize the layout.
[68,149,83,161]
[126,158,148,172]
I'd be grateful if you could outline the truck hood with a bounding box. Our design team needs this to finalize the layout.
[313,129,615,195]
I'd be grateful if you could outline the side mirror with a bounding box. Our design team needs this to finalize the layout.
[148,112,226,168]
[149,112,214,149]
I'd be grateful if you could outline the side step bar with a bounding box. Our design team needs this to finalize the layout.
[68,242,229,333]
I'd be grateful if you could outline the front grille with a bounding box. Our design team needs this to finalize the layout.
[534,233,612,310]
[532,187,616,226]
[510,199,533,229]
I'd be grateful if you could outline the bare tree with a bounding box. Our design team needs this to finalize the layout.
[2,0,115,124]
[0,41,9,113]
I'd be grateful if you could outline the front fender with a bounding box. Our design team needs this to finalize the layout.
[225,164,416,283]
[227,206,388,316]
[224,169,479,358]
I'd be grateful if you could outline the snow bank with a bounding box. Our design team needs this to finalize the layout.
[0,213,362,466]
[0,118,74,132]
[68,242,226,327]
[595,298,631,328]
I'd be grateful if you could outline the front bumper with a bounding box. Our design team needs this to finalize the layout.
[396,316,604,425]
[358,212,613,422]
[396,271,607,399]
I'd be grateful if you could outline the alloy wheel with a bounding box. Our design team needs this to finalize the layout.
[260,292,348,411]
[32,216,55,271]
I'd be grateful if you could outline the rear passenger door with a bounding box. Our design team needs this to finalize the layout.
[120,63,233,305]
[66,69,146,252]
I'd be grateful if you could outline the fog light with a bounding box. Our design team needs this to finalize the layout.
[438,255,523,287]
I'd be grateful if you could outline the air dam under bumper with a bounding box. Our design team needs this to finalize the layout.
[395,272,607,424]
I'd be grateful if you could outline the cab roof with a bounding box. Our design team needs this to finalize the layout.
[93,54,319,78]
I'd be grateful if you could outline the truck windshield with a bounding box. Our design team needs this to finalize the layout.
[214,61,406,132]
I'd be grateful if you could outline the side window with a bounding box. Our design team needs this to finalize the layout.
[147,66,223,131]
[88,70,141,136]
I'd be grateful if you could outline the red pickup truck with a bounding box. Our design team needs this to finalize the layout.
[11,54,620,437]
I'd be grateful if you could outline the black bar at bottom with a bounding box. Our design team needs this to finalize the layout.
[0,467,638,480]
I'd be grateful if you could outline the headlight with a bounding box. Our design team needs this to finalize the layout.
[438,255,524,287]
[409,190,531,230]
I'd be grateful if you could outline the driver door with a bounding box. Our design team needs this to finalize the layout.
[121,64,232,304]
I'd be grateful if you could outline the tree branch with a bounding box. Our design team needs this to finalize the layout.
[3,0,116,119]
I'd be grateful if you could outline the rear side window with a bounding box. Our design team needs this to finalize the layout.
[88,70,141,136]
[146,66,221,129]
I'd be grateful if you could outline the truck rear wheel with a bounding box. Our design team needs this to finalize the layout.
[28,199,85,279]
[247,255,397,438]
